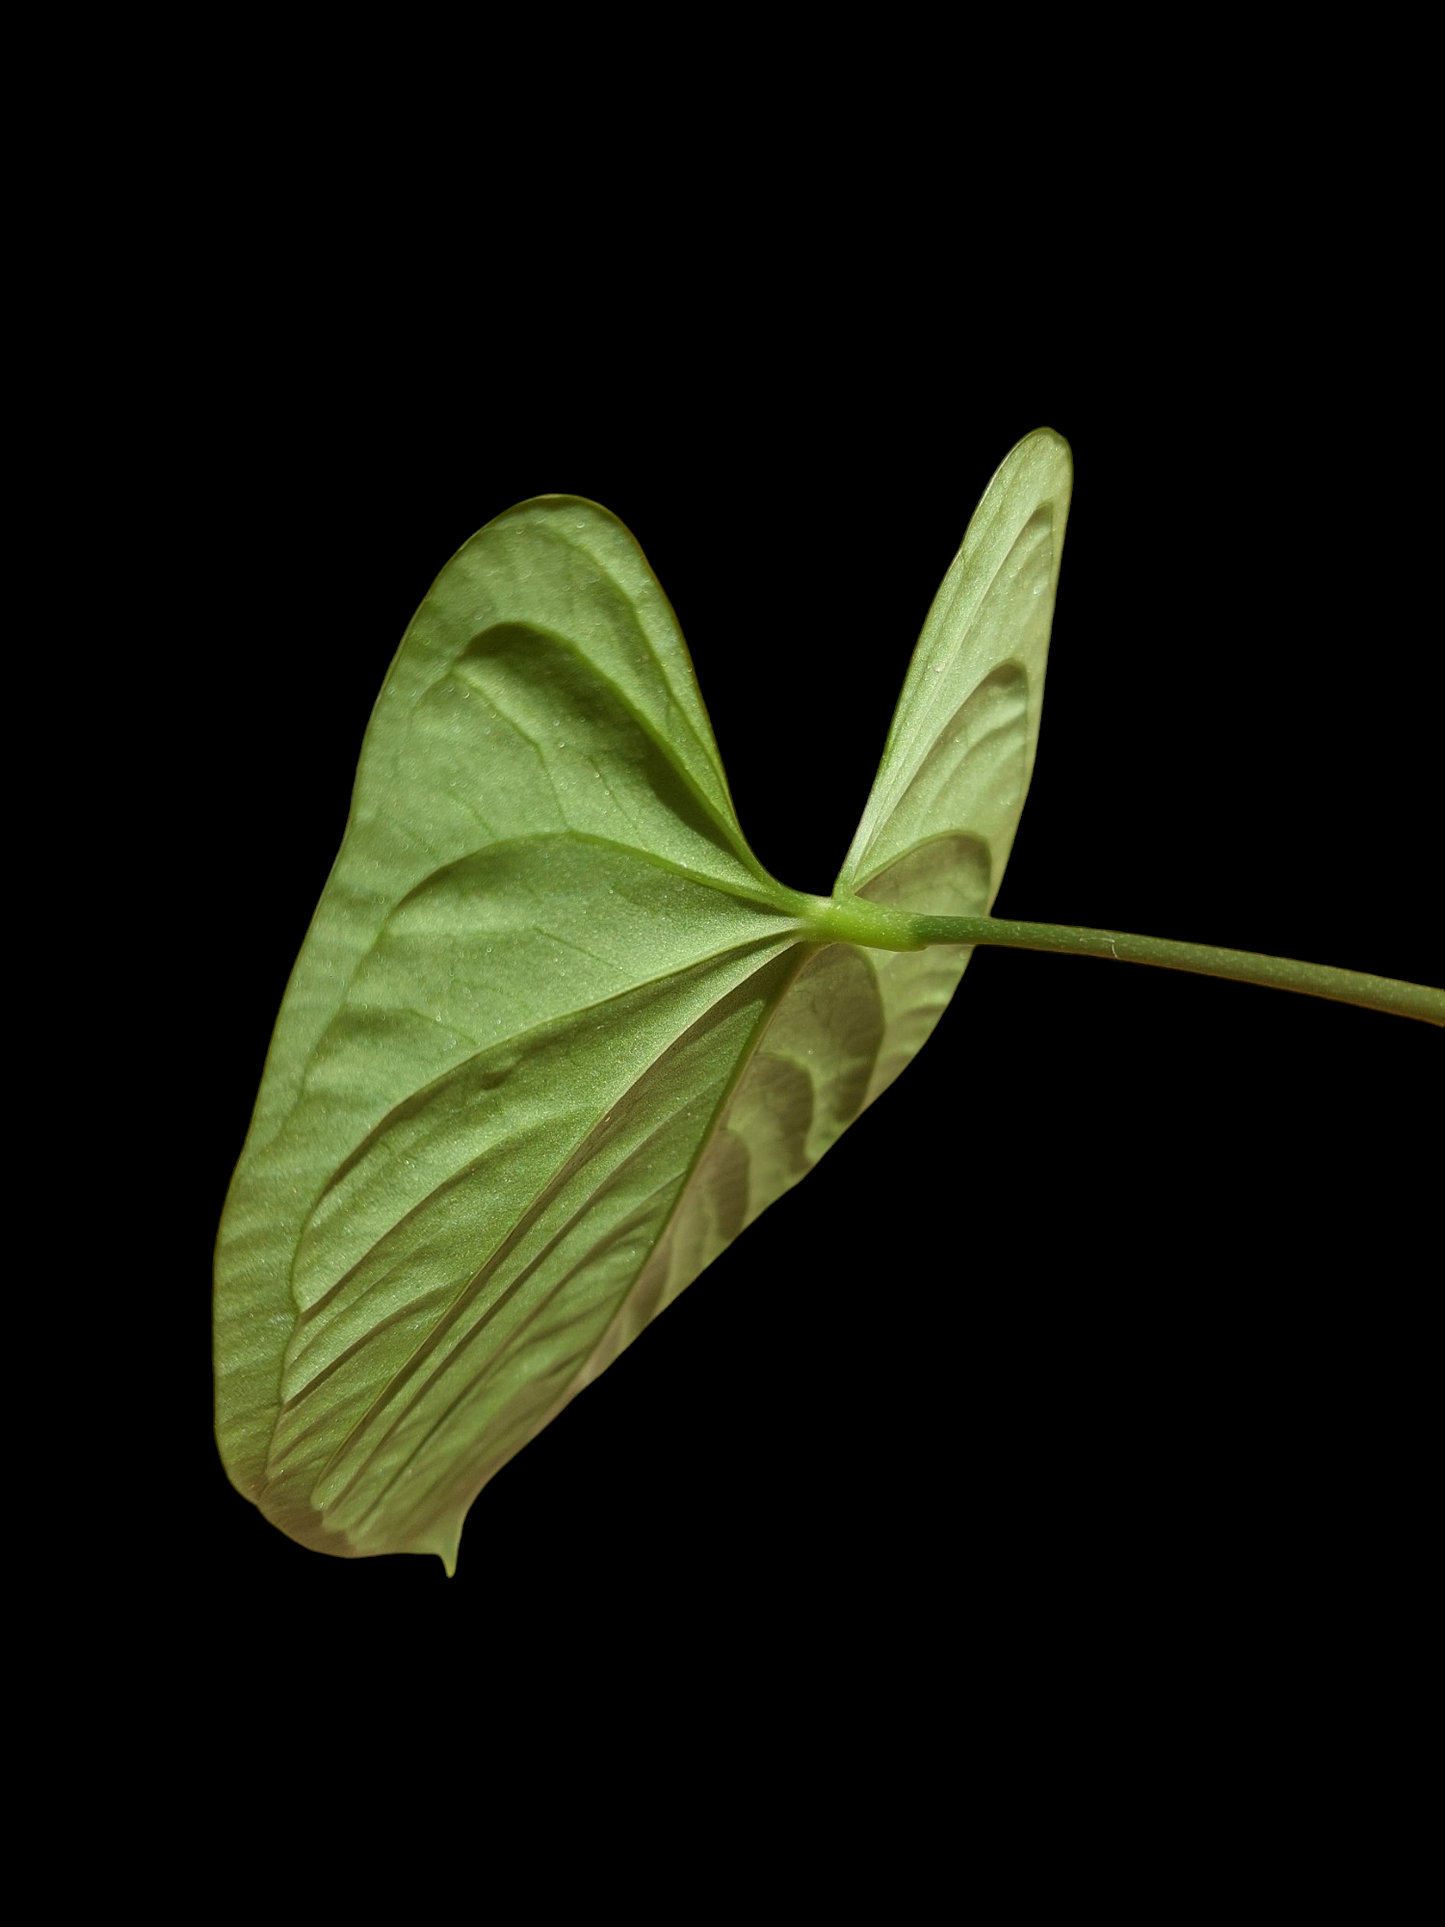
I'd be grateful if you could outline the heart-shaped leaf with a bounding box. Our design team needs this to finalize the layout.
[214,428,1073,1566]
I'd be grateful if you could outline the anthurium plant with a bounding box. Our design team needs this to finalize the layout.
[213,429,1441,1571]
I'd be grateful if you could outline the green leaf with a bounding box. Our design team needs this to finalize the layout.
[214,427,1073,1568]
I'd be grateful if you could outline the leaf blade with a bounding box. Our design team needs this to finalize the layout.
[215,439,1072,1564]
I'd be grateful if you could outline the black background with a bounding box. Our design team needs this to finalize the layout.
[188,287,1435,1736]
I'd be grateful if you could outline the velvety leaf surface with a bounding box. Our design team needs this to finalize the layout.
[214,430,1072,1566]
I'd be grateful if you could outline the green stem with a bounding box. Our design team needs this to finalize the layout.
[901,915,1443,1026]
